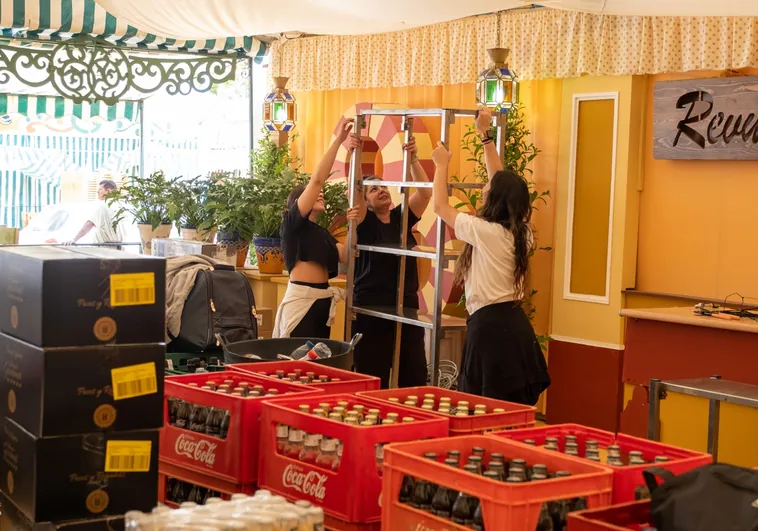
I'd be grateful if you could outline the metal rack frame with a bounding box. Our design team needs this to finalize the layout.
[648,376,758,462]
[344,108,507,388]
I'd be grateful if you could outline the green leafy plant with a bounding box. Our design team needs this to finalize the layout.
[167,174,221,232]
[205,174,257,243]
[249,129,348,238]
[107,170,178,230]
[451,104,552,351]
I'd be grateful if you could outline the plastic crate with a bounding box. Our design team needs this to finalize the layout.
[491,423,712,503]
[165,353,224,375]
[324,515,381,531]
[567,500,652,531]
[159,461,257,508]
[160,369,322,484]
[382,435,613,531]
[258,393,449,523]
[356,386,535,435]
[230,360,381,394]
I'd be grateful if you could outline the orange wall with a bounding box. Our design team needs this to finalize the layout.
[637,70,758,300]
[289,82,561,339]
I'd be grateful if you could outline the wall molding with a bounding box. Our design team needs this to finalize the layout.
[550,334,625,351]
[563,91,620,306]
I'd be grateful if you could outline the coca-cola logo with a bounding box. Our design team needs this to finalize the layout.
[174,433,217,467]
[281,464,327,500]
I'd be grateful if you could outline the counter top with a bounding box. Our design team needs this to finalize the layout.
[620,306,758,335]
[239,268,347,288]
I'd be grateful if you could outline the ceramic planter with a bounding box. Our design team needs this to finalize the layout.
[253,236,284,274]
[217,231,250,268]
[138,224,171,255]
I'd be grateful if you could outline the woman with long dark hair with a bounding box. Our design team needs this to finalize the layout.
[430,107,550,405]
[273,117,359,338]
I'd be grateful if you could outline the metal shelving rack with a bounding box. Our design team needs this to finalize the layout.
[345,108,507,388]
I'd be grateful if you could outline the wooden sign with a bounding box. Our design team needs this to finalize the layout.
[653,76,758,160]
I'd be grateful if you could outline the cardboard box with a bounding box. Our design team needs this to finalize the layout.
[1,418,159,522]
[0,246,166,347]
[255,307,273,333]
[0,333,165,436]
[0,492,125,531]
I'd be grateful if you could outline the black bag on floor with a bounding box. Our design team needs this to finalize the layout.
[171,264,258,352]
[644,464,758,531]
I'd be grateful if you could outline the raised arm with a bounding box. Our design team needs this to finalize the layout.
[297,117,353,216]
[431,142,459,227]
[475,107,503,180]
[404,136,432,219]
[346,132,367,225]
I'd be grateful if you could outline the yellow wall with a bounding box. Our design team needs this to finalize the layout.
[636,69,758,300]
[569,99,615,297]
[289,82,562,341]
[550,76,644,346]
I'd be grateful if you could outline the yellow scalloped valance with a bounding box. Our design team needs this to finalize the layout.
[270,8,758,91]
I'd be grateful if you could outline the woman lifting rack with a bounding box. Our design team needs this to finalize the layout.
[430,107,550,405]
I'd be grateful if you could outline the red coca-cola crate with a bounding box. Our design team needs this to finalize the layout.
[382,435,613,531]
[230,360,380,394]
[158,461,257,508]
[357,386,535,435]
[258,393,449,523]
[568,500,653,530]
[323,514,381,531]
[160,369,322,485]
[490,423,712,503]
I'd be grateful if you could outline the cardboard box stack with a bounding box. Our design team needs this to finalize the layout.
[0,246,167,530]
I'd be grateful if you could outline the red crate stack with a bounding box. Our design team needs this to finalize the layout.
[160,369,322,486]
[258,393,449,525]
[230,360,381,394]
[568,500,653,531]
[382,435,613,531]
[159,461,258,508]
[357,386,536,434]
[490,423,712,503]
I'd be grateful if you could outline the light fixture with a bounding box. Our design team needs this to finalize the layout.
[263,76,296,146]
[476,48,519,113]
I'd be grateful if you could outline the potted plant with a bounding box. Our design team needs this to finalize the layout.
[249,167,303,274]
[107,170,177,254]
[168,175,219,242]
[207,174,257,267]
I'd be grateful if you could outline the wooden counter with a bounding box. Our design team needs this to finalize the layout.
[621,306,758,335]
[620,306,758,455]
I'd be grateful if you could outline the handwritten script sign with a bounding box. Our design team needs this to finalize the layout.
[653,76,758,160]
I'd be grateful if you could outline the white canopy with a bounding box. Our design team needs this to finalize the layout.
[94,0,758,38]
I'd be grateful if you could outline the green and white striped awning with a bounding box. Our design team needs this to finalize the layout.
[0,94,139,121]
[0,0,268,61]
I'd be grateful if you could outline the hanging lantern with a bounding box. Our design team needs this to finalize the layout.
[263,76,296,145]
[476,48,519,113]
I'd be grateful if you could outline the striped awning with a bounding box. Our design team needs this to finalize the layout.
[0,94,139,121]
[0,0,268,61]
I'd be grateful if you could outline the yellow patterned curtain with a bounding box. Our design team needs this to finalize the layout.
[271,8,758,91]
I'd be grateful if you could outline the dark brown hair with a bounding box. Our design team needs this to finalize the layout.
[453,170,532,298]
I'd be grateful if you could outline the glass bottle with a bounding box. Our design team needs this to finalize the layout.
[431,459,459,518]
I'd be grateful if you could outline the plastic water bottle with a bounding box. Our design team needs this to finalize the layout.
[291,341,332,360]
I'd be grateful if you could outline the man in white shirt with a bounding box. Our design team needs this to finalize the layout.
[65,179,126,245]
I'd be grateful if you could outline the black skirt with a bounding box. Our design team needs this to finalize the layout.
[459,301,550,406]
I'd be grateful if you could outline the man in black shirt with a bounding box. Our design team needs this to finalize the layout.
[350,135,432,388]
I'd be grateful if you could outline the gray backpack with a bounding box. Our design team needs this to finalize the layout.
[170,264,258,352]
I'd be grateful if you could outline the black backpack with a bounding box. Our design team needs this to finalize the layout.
[170,264,258,352]
[645,464,758,531]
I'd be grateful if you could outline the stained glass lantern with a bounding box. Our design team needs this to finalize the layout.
[476,48,519,113]
[263,76,296,134]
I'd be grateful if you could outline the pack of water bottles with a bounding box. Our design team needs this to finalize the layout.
[125,489,325,531]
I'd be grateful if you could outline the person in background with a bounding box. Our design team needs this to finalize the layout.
[273,117,361,338]
[65,179,126,245]
[349,134,431,388]
[429,107,550,405]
